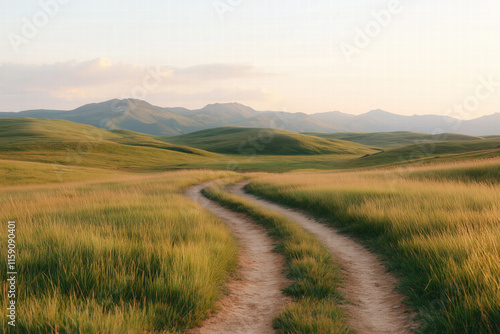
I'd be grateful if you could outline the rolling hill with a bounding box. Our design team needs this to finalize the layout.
[162,127,379,155]
[0,118,218,169]
[2,98,499,136]
[346,138,500,168]
[302,131,484,149]
[311,109,500,135]
[0,99,201,136]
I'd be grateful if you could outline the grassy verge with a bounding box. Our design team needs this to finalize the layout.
[0,159,127,186]
[246,164,500,334]
[0,170,238,333]
[202,182,352,334]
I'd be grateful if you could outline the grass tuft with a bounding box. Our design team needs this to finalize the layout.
[202,182,351,333]
[247,160,500,333]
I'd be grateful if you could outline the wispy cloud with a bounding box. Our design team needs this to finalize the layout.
[0,59,276,111]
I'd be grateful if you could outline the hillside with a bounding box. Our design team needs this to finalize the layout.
[2,99,500,136]
[347,138,500,168]
[162,127,378,155]
[303,131,484,149]
[0,99,200,136]
[0,118,218,169]
[311,110,500,135]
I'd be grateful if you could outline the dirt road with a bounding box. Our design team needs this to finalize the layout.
[230,181,419,334]
[186,182,290,334]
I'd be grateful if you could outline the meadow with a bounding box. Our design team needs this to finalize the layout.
[0,170,238,333]
[246,159,500,333]
[203,181,351,334]
[2,117,500,333]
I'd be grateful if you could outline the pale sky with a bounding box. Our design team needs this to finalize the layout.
[1,0,499,118]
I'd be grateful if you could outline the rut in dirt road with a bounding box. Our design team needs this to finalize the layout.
[186,182,290,334]
[230,181,420,334]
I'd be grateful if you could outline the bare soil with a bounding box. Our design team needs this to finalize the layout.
[231,181,420,334]
[186,182,291,334]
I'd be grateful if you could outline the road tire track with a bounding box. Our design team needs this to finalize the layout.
[230,181,419,334]
[186,182,291,334]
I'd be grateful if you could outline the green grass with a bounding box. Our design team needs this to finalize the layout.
[0,118,221,170]
[0,170,239,333]
[202,181,351,334]
[2,118,498,174]
[303,131,484,149]
[247,162,500,333]
[386,158,500,184]
[163,127,378,155]
[0,160,125,186]
[345,138,500,169]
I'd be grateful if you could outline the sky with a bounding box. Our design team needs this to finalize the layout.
[0,0,499,118]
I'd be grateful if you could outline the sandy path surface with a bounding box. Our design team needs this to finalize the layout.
[186,182,290,334]
[231,181,419,334]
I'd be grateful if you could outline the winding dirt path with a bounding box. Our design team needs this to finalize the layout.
[186,182,290,334]
[230,181,419,334]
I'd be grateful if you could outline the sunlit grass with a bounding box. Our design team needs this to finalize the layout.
[0,170,238,333]
[247,159,500,333]
[203,182,352,334]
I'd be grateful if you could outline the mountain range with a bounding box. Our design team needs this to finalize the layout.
[1,99,498,136]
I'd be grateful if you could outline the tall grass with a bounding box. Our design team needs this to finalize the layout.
[0,170,238,333]
[203,182,352,334]
[247,160,500,333]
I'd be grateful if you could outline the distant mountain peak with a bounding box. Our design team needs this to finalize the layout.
[2,99,499,136]
[364,109,393,116]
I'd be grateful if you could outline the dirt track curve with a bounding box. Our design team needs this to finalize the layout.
[186,182,290,334]
[230,181,420,334]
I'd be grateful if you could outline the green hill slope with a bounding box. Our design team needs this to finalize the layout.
[303,131,484,149]
[347,138,500,168]
[163,127,379,155]
[0,118,218,169]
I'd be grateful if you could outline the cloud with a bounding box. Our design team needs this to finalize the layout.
[175,63,269,81]
[0,59,276,111]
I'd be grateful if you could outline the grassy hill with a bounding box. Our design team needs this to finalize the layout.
[0,118,219,170]
[163,127,379,155]
[2,119,497,174]
[0,159,124,186]
[0,99,201,136]
[347,138,500,168]
[303,131,484,149]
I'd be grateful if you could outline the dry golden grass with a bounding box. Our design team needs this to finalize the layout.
[247,159,500,333]
[0,170,238,333]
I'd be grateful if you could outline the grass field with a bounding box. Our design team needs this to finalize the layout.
[386,158,500,184]
[0,170,238,333]
[246,159,500,333]
[303,131,484,149]
[0,118,221,170]
[203,181,351,333]
[162,127,378,155]
[2,117,500,333]
[0,160,125,186]
[3,118,499,174]
[346,138,500,169]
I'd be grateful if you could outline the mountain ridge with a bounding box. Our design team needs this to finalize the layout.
[1,99,498,136]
